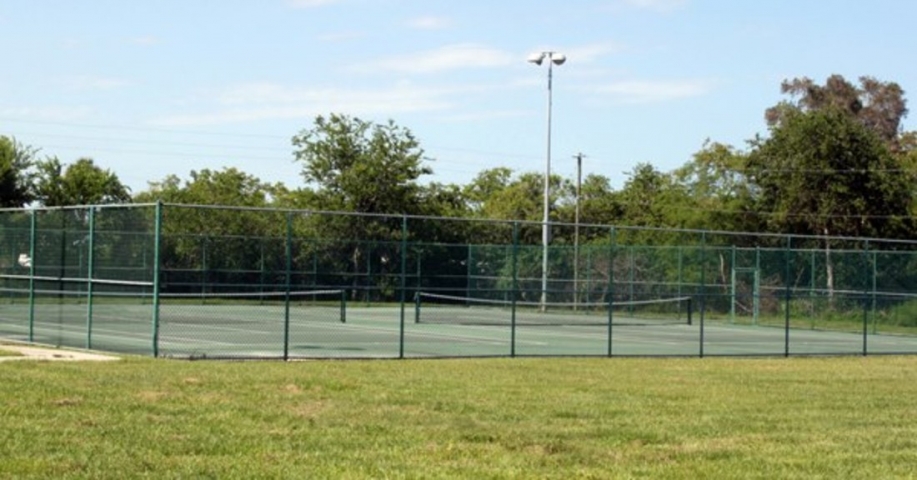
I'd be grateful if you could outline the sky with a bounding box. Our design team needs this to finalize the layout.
[2,0,917,195]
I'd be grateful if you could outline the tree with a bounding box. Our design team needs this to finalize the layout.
[136,168,287,290]
[410,182,472,242]
[559,173,622,226]
[0,136,37,208]
[292,114,432,215]
[478,172,544,223]
[749,108,912,239]
[673,141,759,233]
[550,173,623,246]
[617,163,687,230]
[461,168,574,245]
[34,157,130,207]
[464,167,573,223]
[291,114,435,296]
[766,75,909,152]
[463,167,514,213]
[748,108,914,297]
[137,167,280,207]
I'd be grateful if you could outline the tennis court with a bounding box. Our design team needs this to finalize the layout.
[3,294,917,358]
[4,203,917,360]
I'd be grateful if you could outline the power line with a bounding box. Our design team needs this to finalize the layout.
[8,131,291,154]
[622,203,917,221]
[33,144,291,163]
[0,117,288,139]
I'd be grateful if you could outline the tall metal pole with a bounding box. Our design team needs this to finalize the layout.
[574,152,584,310]
[541,59,553,311]
[529,51,565,312]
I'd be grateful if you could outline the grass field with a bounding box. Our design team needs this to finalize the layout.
[2,355,917,479]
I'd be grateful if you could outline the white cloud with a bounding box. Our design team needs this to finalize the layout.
[318,31,365,42]
[620,0,687,13]
[0,106,93,122]
[406,15,451,30]
[150,83,458,127]
[437,110,529,123]
[353,44,514,74]
[61,38,83,50]
[562,42,625,64]
[285,0,341,8]
[597,79,714,103]
[66,75,129,91]
[131,36,160,46]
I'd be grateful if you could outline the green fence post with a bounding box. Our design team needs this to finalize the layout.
[699,232,706,358]
[152,202,163,358]
[871,250,878,335]
[504,245,511,303]
[365,241,372,306]
[755,246,761,325]
[340,289,347,324]
[200,236,207,301]
[628,245,635,315]
[415,247,422,294]
[587,247,593,303]
[283,212,292,361]
[58,208,66,330]
[677,245,683,308]
[86,207,96,349]
[511,221,518,358]
[28,210,36,342]
[312,239,318,289]
[399,216,407,359]
[607,226,617,357]
[784,236,792,357]
[729,245,736,324]
[466,244,474,302]
[810,249,816,321]
[259,240,266,303]
[862,240,870,356]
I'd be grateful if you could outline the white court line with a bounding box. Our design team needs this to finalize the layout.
[154,316,548,348]
[487,323,696,346]
[23,323,154,347]
[299,319,550,347]
[336,314,554,346]
[24,320,264,348]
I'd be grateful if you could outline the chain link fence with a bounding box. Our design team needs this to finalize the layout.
[2,203,917,358]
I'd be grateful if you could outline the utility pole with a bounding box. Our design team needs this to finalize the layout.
[574,152,585,310]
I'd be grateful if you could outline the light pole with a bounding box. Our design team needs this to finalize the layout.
[574,152,584,310]
[528,51,566,311]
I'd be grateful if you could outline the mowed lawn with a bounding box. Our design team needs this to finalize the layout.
[2,354,917,479]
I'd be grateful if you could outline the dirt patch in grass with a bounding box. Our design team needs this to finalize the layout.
[0,345,119,362]
[0,348,24,358]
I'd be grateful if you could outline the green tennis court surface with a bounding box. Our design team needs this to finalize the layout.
[2,302,917,358]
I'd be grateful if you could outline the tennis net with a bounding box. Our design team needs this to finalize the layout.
[0,274,347,323]
[413,292,692,327]
[158,289,348,324]
[0,274,154,305]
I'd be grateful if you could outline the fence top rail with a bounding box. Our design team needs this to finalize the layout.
[0,203,159,214]
[0,274,154,287]
[3,202,917,249]
[153,204,917,246]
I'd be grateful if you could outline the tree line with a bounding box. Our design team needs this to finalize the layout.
[4,74,917,245]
